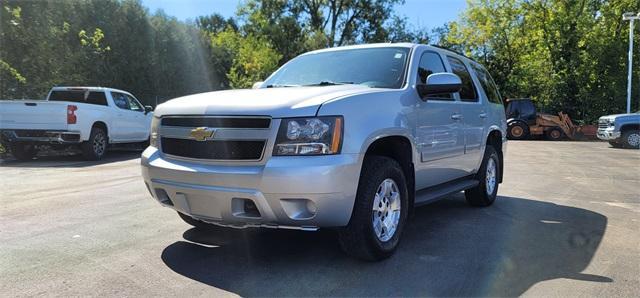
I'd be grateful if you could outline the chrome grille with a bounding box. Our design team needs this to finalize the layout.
[598,120,609,130]
[159,116,271,161]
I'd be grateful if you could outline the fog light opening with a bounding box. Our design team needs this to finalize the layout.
[231,198,261,218]
[243,200,261,217]
[281,199,317,220]
[154,188,173,206]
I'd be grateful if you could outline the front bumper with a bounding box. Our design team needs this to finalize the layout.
[141,147,362,230]
[0,130,81,144]
[597,129,620,141]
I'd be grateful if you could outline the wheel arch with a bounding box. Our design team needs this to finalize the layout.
[486,129,504,183]
[91,121,109,142]
[620,123,640,133]
[363,135,416,214]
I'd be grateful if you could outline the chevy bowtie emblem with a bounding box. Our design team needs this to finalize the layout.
[190,127,215,141]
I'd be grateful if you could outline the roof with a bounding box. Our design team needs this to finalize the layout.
[302,42,479,64]
[50,86,132,95]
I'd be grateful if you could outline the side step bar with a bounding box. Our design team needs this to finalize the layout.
[414,178,479,206]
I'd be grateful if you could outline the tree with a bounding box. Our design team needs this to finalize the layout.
[438,0,640,122]
[210,28,281,88]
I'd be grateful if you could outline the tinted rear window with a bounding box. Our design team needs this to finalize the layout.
[49,90,107,106]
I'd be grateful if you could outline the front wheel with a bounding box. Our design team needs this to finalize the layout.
[622,130,640,149]
[10,142,38,161]
[81,127,108,160]
[465,146,500,207]
[338,156,409,261]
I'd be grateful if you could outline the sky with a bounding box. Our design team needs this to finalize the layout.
[141,0,467,30]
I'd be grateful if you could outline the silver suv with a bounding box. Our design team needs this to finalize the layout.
[141,43,507,260]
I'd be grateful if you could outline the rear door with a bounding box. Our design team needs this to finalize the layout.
[447,56,485,174]
[414,50,466,188]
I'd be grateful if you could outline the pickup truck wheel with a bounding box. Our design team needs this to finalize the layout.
[465,146,500,207]
[507,122,529,140]
[338,156,408,261]
[622,130,640,149]
[177,212,225,230]
[81,127,108,160]
[10,143,38,161]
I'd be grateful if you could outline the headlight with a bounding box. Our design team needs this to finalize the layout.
[273,116,343,155]
[149,116,160,148]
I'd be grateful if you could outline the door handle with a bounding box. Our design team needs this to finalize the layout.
[451,113,463,121]
[479,112,488,118]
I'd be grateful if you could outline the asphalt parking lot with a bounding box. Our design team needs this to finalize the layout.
[1,141,638,297]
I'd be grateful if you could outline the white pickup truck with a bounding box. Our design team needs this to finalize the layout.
[0,86,153,160]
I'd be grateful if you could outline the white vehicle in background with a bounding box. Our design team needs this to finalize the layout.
[0,86,153,160]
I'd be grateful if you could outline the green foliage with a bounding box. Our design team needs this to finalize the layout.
[0,0,217,104]
[2,0,637,122]
[211,29,281,88]
[438,0,640,122]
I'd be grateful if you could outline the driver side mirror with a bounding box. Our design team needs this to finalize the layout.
[144,105,154,115]
[416,73,462,100]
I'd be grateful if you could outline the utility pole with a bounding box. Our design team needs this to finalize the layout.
[623,12,639,114]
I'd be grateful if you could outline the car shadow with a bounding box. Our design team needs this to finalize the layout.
[160,195,610,296]
[0,150,140,168]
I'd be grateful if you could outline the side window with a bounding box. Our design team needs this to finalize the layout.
[126,94,143,112]
[86,91,107,106]
[472,64,503,105]
[417,51,452,100]
[446,56,478,102]
[111,92,129,110]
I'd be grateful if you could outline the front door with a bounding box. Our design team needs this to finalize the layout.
[414,51,466,189]
[110,92,139,141]
[124,94,149,141]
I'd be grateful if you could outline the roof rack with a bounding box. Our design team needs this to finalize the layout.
[429,44,477,63]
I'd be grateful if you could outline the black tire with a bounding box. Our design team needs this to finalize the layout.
[621,129,640,149]
[9,142,38,161]
[545,127,564,141]
[507,121,530,140]
[81,127,108,160]
[338,155,409,261]
[177,212,224,230]
[465,146,500,207]
[609,141,623,148]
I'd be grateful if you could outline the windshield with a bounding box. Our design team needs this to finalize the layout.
[263,47,411,89]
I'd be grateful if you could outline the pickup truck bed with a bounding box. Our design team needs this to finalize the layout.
[0,86,152,160]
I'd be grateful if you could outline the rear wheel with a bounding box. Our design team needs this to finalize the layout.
[545,127,564,141]
[507,122,529,140]
[81,127,107,160]
[338,156,409,261]
[465,146,500,207]
[622,130,640,149]
[10,142,38,161]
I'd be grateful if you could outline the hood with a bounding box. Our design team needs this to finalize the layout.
[599,112,639,121]
[154,85,379,118]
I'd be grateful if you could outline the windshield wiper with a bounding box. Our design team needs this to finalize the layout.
[304,81,355,86]
[264,84,300,88]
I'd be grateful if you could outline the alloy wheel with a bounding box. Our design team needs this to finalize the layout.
[372,178,401,242]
